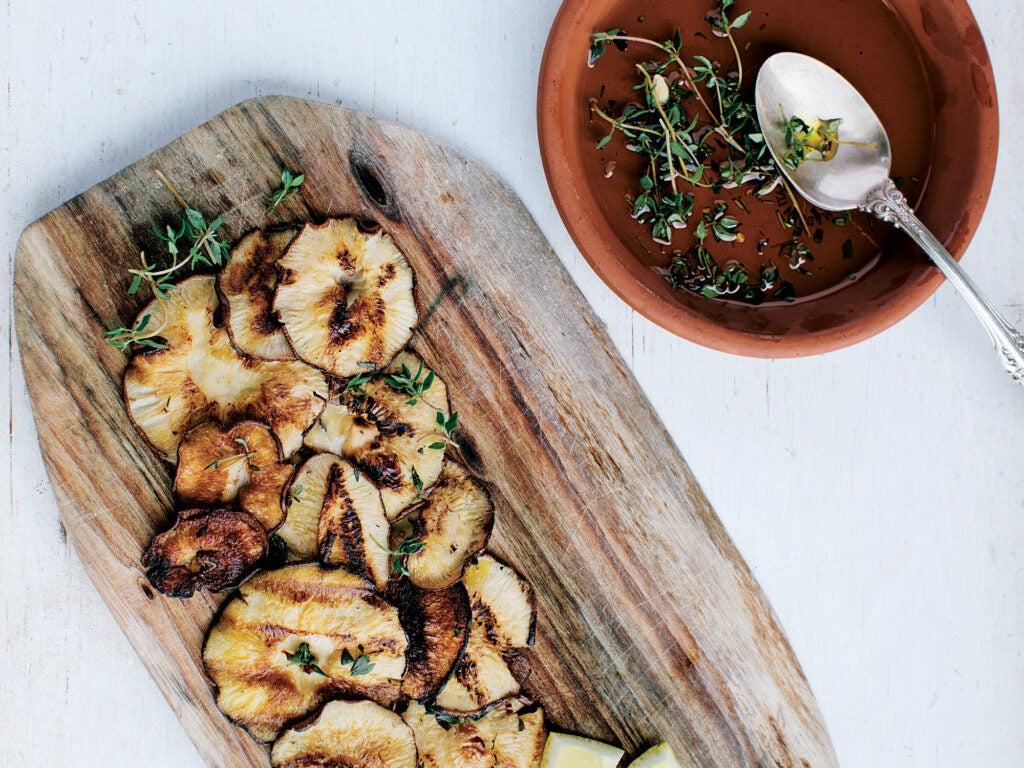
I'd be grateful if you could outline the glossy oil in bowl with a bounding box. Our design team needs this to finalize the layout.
[538,0,998,357]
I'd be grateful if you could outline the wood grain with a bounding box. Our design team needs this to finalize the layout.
[14,96,837,768]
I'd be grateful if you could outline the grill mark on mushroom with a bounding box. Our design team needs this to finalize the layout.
[319,462,367,576]
[377,261,396,287]
[203,564,408,741]
[328,294,388,349]
[354,452,403,491]
[273,219,416,378]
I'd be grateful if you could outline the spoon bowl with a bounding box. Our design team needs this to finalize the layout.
[755,53,892,211]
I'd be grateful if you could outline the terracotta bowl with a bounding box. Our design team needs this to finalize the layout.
[538,0,998,357]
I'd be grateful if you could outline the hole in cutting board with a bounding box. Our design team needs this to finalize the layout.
[349,150,400,221]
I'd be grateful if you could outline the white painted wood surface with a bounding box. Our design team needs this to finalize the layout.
[0,1,1021,766]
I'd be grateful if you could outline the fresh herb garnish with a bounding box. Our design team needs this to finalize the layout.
[392,537,427,576]
[124,170,231,300]
[383,360,436,406]
[103,313,167,351]
[781,115,813,170]
[283,642,328,677]
[371,534,427,577]
[266,167,305,215]
[339,647,375,676]
[589,1,854,305]
[429,411,459,451]
[286,483,303,507]
[433,710,488,725]
[203,437,259,472]
[781,113,878,171]
[343,371,373,401]
[349,654,374,676]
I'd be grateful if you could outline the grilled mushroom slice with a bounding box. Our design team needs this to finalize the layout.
[217,228,297,360]
[404,700,546,768]
[432,555,535,715]
[123,276,326,461]
[141,509,267,598]
[317,461,391,589]
[463,554,536,649]
[173,421,293,531]
[203,563,408,742]
[271,699,417,768]
[274,454,390,588]
[404,461,494,590]
[430,613,521,715]
[302,351,451,519]
[273,218,417,377]
[384,577,471,701]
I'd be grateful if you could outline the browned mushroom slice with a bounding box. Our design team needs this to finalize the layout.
[404,700,546,768]
[203,563,408,742]
[275,454,339,562]
[384,577,471,701]
[273,218,417,377]
[404,461,494,590]
[316,457,391,589]
[463,554,536,649]
[123,276,326,461]
[274,454,390,588]
[432,555,536,715]
[430,615,521,716]
[271,699,417,768]
[302,351,450,519]
[173,421,293,531]
[141,509,267,598]
[217,228,297,360]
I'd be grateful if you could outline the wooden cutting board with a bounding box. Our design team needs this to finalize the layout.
[14,96,837,768]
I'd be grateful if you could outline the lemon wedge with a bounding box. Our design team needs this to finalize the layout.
[540,732,625,768]
[627,742,682,768]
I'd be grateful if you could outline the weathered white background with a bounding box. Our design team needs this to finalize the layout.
[2,0,1022,765]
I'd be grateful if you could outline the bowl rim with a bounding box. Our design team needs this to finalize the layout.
[537,0,1000,358]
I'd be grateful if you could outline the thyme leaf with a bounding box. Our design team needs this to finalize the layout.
[283,642,328,677]
[589,0,851,305]
[104,313,167,351]
[267,167,305,215]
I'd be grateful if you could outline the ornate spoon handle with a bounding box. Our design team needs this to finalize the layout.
[860,179,1024,382]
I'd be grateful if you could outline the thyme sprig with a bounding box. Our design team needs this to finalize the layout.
[383,360,437,407]
[371,534,427,577]
[411,466,424,500]
[429,411,460,451]
[203,437,260,472]
[342,371,374,405]
[283,642,328,677]
[267,167,304,215]
[125,170,231,300]
[781,113,878,170]
[103,313,167,351]
[589,0,827,304]
[339,647,375,676]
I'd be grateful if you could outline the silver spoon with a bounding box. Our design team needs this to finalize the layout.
[754,51,1024,381]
